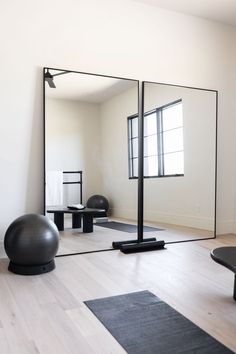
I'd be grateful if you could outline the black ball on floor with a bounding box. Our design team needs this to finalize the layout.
[4,214,59,275]
[86,194,109,211]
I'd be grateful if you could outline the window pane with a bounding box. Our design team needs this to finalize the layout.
[128,120,132,139]
[129,138,132,156]
[163,128,183,154]
[131,137,138,158]
[132,117,138,138]
[164,151,184,175]
[144,135,157,157]
[162,103,182,131]
[144,112,157,136]
[144,156,158,176]
[133,158,138,177]
[129,156,132,176]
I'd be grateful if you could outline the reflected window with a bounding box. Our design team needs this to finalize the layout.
[128,115,139,177]
[128,100,184,178]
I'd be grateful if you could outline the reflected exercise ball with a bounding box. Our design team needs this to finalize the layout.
[4,214,59,275]
[86,195,109,211]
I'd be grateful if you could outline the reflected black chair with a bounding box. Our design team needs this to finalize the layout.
[210,247,236,300]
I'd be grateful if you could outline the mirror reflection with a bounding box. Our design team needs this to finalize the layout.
[44,69,139,255]
[142,82,217,243]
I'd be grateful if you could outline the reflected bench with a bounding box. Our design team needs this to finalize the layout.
[47,207,105,233]
[211,247,236,300]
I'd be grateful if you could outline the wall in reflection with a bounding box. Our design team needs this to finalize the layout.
[46,98,102,205]
[99,86,138,219]
[143,83,216,238]
[45,71,138,222]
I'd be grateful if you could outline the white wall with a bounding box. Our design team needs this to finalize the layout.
[45,98,102,204]
[46,88,138,214]
[0,0,236,238]
[143,84,216,230]
[100,86,138,220]
[100,83,216,230]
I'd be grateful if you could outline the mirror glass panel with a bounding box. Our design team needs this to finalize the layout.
[44,69,139,255]
[141,82,217,243]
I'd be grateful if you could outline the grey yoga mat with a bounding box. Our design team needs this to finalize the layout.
[84,290,235,354]
[95,221,163,233]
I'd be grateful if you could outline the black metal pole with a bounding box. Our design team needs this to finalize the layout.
[234,274,236,301]
[113,81,163,253]
[214,91,218,238]
[137,81,144,243]
[43,68,46,215]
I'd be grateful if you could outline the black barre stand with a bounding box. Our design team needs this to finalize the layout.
[112,82,165,254]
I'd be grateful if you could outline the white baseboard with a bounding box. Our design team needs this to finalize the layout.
[216,219,236,235]
[144,211,214,230]
[111,208,214,230]
[105,208,236,235]
[110,208,137,221]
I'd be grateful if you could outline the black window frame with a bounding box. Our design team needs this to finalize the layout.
[128,99,184,179]
[127,113,139,179]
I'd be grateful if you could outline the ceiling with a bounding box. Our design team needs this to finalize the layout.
[134,0,236,26]
[45,70,137,103]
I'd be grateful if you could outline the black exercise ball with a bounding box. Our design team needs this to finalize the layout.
[86,195,109,211]
[4,214,59,275]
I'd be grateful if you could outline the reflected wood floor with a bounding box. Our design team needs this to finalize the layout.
[0,234,236,353]
[56,216,213,255]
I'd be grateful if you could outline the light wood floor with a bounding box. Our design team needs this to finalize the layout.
[56,216,213,255]
[0,234,236,353]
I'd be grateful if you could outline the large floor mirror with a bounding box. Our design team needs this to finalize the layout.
[141,81,217,243]
[44,68,139,255]
[44,69,217,256]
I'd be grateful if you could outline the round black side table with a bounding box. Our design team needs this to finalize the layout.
[211,247,236,300]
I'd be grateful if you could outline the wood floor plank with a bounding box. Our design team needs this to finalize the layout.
[66,306,126,354]
[55,215,213,255]
[0,234,236,353]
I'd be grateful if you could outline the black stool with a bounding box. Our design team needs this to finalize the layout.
[210,247,236,300]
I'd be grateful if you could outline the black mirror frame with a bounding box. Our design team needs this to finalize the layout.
[43,67,218,257]
[141,81,218,243]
